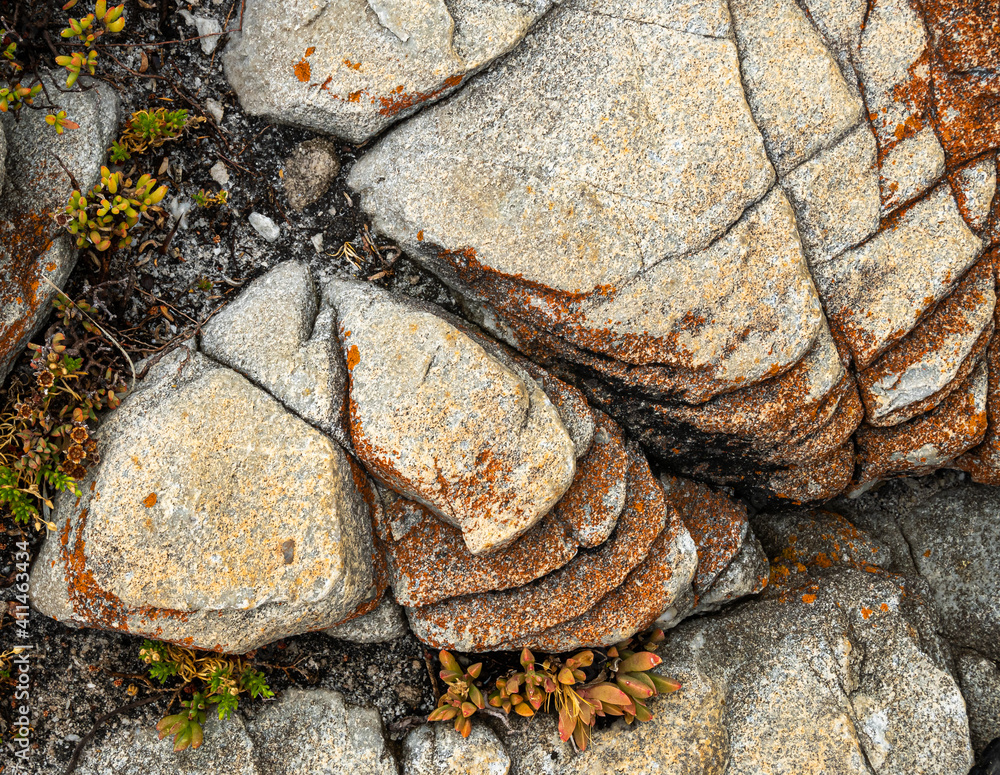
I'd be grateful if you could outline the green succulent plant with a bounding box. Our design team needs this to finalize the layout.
[58,166,168,252]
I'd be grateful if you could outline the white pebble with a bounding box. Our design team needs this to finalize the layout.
[177,9,222,54]
[210,161,230,186]
[311,233,324,253]
[205,98,224,124]
[249,212,280,242]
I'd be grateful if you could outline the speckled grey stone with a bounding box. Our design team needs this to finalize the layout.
[878,125,946,213]
[402,723,509,775]
[324,594,409,643]
[958,652,1000,758]
[245,689,398,775]
[282,138,341,211]
[893,484,1000,662]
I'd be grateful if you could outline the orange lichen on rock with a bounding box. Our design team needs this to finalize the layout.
[855,257,995,427]
[405,444,667,651]
[58,509,190,634]
[377,74,463,117]
[855,360,989,486]
[383,497,578,607]
[553,410,628,547]
[497,507,691,651]
[661,474,746,595]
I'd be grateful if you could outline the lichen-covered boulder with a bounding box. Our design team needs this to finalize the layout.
[223,0,553,143]
[0,73,119,383]
[30,347,378,653]
[348,0,1000,500]
[502,514,974,775]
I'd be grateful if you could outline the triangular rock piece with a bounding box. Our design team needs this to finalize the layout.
[328,279,576,555]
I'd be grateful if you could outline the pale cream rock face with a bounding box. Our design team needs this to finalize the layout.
[329,280,576,555]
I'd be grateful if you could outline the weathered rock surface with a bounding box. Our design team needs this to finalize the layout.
[329,279,576,555]
[223,0,552,143]
[502,533,972,775]
[405,445,668,650]
[951,155,997,232]
[958,652,1000,758]
[812,183,984,370]
[345,0,1000,499]
[78,688,400,774]
[74,712,261,775]
[30,347,377,653]
[245,689,398,774]
[201,261,350,446]
[855,257,995,427]
[382,496,578,607]
[780,123,880,265]
[729,0,862,176]
[0,74,119,382]
[854,360,988,488]
[402,723,509,775]
[887,484,1000,662]
[324,593,409,643]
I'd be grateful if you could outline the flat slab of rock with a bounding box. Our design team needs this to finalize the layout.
[405,444,667,651]
[30,347,376,653]
[893,484,1000,662]
[856,257,995,427]
[730,0,862,176]
[498,500,697,652]
[0,74,119,382]
[329,279,576,555]
[223,0,552,143]
[383,497,578,607]
[854,360,988,487]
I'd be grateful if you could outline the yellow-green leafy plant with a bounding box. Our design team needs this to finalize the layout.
[429,628,681,751]
[192,189,229,208]
[55,1,125,87]
[57,166,168,252]
[45,110,80,134]
[0,295,127,530]
[0,29,41,113]
[140,640,274,752]
[110,108,206,161]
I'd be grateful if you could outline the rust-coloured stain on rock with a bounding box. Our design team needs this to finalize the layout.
[143,493,157,508]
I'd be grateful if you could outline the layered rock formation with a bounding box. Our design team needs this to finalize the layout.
[340,0,1000,501]
[32,263,764,652]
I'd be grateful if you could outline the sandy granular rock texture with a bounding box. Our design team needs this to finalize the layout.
[343,0,1000,500]
[29,346,378,653]
[329,278,576,555]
